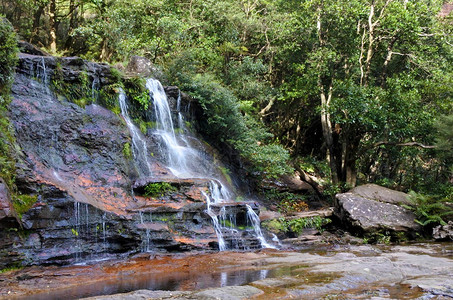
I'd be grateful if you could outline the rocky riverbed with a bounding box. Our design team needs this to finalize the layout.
[1,242,452,299]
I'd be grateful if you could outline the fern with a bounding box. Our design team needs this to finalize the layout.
[406,191,452,227]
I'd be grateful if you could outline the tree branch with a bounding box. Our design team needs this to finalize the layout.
[294,164,323,199]
[373,141,436,149]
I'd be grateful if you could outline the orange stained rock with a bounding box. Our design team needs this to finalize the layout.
[173,236,215,246]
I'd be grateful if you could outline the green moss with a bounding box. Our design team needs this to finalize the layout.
[220,219,252,230]
[144,182,177,197]
[123,142,132,158]
[12,194,38,217]
[0,265,23,274]
[136,120,156,134]
[219,166,232,185]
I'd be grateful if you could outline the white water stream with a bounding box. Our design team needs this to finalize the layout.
[118,89,153,177]
[119,78,275,251]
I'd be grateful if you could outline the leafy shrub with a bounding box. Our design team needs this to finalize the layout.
[284,216,331,235]
[123,77,149,110]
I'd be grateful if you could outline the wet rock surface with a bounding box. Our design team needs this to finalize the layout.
[1,53,270,268]
[1,243,452,299]
[0,178,19,226]
[335,184,421,236]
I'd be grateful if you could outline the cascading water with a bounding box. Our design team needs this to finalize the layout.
[202,191,226,251]
[127,78,276,251]
[118,89,153,177]
[37,57,50,94]
[146,78,199,177]
[138,211,153,252]
[246,204,276,249]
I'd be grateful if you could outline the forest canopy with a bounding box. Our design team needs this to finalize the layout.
[2,0,452,201]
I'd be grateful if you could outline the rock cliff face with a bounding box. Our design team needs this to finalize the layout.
[0,53,264,268]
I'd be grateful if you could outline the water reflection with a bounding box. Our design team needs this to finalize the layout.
[16,267,288,300]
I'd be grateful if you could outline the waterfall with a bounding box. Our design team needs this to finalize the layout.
[146,78,197,177]
[118,89,153,177]
[246,204,276,249]
[141,78,274,251]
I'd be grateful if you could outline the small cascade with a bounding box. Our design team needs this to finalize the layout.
[118,89,153,177]
[202,190,226,251]
[246,204,276,249]
[101,213,107,252]
[74,202,82,262]
[37,57,50,94]
[91,75,100,101]
[219,207,243,249]
[71,202,114,264]
[176,91,185,129]
[138,211,153,252]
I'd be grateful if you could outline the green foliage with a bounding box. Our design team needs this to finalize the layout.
[0,16,18,190]
[71,228,79,236]
[0,16,18,92]
[98,84,122,112]
[12,194,38,217]
[123,77,149,110]
[123,142,132,158]
[264,216,331,236]
[144,182,177,198]
[404,191,453,227]
[135,120,156,134]
[435,114,453,160]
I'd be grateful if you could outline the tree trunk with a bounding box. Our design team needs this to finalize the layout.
[31,4,46,43]
[344,141,359,187]
[64,0,79,50]
[320,84,339,184]
[49,0,57,53]
[317,4,339,185]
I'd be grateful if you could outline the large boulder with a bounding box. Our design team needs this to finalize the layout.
[349,184,412,206]
[335,184,421,237]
